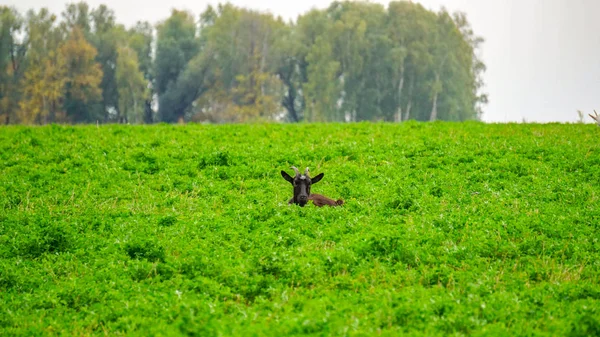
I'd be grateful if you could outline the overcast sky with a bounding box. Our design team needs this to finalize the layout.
[6,0,600,123]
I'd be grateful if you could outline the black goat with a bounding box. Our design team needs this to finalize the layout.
[281,166,344,207]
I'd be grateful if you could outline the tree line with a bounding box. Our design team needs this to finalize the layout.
[0,1,488,125]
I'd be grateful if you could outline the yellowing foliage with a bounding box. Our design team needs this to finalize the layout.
[60,26,103,104]
[19,50,67,124]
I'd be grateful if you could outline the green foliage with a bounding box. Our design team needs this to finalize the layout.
[0,1,488,125]
[125,239,166,262]
[0,6,25,124]
[60,26,104,122]
[191,4,287,123]
[198,150,232,168]
[116,45,148,123]
[303,35,340,121]
[87,5,119,122]
[18,8,66,124]
[1,122,599,335]
[61,2,91,33]
[127,21,154,123]
[155,9,200,123]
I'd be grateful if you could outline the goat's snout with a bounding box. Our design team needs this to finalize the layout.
[298,194,308,202]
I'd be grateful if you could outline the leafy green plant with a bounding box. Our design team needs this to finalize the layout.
[0,121,598,335]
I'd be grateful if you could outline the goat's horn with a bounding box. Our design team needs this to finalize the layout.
[290,166,300,176]
[304,167,310,175]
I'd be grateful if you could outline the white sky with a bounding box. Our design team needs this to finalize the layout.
[6,0,600,123]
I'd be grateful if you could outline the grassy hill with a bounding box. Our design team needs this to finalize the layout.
[1,121,599,336]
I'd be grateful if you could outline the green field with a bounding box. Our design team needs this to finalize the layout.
[1,122,599,336]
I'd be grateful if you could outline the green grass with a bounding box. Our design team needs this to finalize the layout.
[1,121,599,336]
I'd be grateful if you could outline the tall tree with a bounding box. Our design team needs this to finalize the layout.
[296,9,340,122]
[0,6,25,124]
[154,9,199,122]
[18,8,66,124]
[427,11,452,122]
[273,23,304,122]
[89,4,119,122]
[160,50,215,123]
[61,2,91,33]
[196,4,286,122]
[387,1,436,121]
[452,11,487,120]
[116,44,148,123]
[425,8,483,121]
[303,35,340,122]
[127,21,154,122]
[60,26,103,122]
[327,1,393,121]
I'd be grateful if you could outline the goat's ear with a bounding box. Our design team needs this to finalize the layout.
[311,173,324,184]
[281,170,294,184]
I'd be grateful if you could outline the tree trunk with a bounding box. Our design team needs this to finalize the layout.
[395,66,405,122]
[429,92,438,121]
[429,72,440,121]
[429,53,447,121]
[404,99,412,121]
[144,100,153,123]
[133,94,138,124]
[42,96,48,125]
[259,33,269,117]
[283,88,298,122]
[260,32,269,81]
[279,61,300,122]
[50,100,56,124]
[403,76,414,121]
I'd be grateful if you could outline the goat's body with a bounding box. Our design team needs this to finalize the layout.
[287,194,343,207]
[309,194,344,207]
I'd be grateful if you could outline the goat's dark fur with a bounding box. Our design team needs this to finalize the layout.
[281,166,343,207]
[309,194,344,207]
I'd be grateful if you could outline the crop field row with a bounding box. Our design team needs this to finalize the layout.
[1,121,599,336]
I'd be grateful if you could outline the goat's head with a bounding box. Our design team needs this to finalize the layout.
[281,166,324,207]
